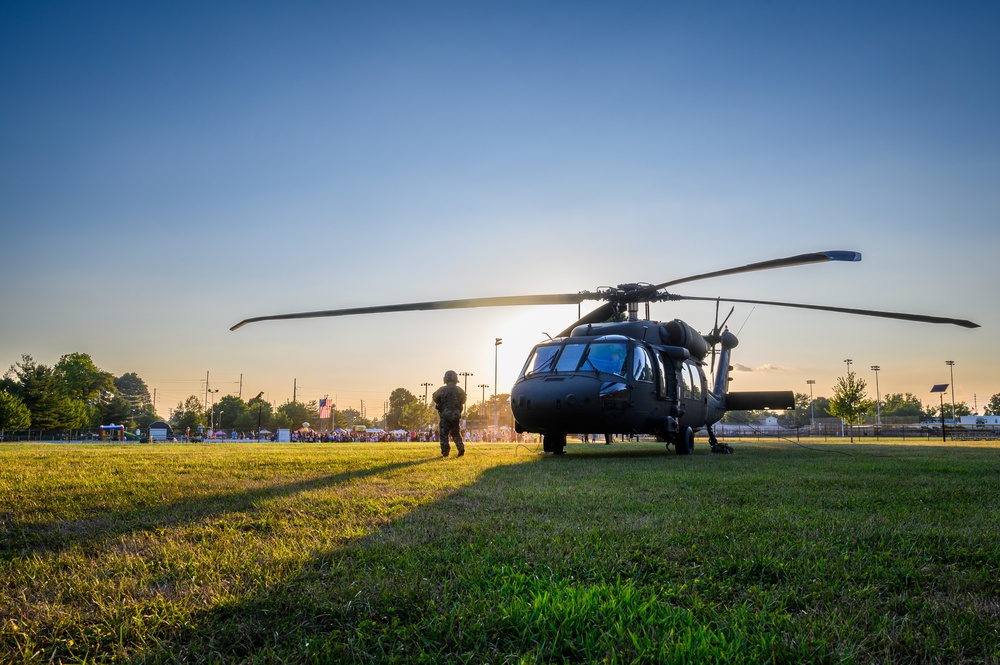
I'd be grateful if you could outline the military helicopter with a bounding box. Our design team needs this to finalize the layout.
[231,250,978,455]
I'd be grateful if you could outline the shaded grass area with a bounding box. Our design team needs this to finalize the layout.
[2,440,999,663]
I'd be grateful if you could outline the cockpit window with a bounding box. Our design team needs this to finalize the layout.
[555,343,587,372]
[632,345,654,383]
[684,359,702,400]
[523,345,560,376]
[581,342,628,377]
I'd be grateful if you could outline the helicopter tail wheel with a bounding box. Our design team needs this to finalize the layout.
[675,427,694,455]
[707,425,735,454]
[543,432,566,455]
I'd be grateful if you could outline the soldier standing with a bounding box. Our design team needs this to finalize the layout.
[433,370,467,457]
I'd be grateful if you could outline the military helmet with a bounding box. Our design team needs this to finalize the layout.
[443,370,459,384]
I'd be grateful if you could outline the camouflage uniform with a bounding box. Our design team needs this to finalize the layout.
[433,370,467,457]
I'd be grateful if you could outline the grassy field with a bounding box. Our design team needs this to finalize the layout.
[2,439,999,663]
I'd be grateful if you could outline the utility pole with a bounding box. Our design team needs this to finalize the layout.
[494,338,503,428]
[843,360,853,441]
[946,360,956,421]
[459,372,473,414]
[806,379,815,431]
[870,366,881,426]
[478,384,488,427]
[293,378,297,403]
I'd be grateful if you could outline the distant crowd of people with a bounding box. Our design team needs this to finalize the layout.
[196,428,532,444]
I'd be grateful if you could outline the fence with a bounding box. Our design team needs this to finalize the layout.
[714,422,1000,442]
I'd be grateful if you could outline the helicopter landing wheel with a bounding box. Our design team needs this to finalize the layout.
[675,427,694,455]
[543,432,566,455]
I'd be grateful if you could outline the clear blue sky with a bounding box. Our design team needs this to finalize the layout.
[2,1,997,417]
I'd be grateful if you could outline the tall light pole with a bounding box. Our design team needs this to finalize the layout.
[459,372,473,416]
[478,384,488,426]
[806,379,816,430]
[252,391,264,441]
[420,382,432,433]
[842,360,852,441]
[870,365,881,426]
[208,388,219,434]
[494,338,503,428]
[946,360,956,421]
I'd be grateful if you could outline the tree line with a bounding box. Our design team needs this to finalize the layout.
[0,352,518,437]
[728,371,1000,430]
[1,353,157,436]
[3,352,996,438]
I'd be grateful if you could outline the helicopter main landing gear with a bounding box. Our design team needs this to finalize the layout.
[673,426,694,455]
[707,425,734,454]
[543,432,566,455]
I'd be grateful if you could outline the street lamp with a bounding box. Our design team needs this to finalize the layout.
[870,365,881,426]
[459,372,473,415]
[806,379,816,430]
[478,384,488,427]
[207,388,219,433]
[842,361,852,440]
[946,360,956,421]
[494,338,503,429]
[931,383,949,443]
[252,391,264,441]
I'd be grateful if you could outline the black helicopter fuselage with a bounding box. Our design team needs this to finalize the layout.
[510,318,795,453]
[510,320,727,451]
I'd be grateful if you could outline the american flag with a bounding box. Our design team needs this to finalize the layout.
[319,398,331,419]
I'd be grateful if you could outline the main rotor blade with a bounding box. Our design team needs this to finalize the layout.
[668,294,980,328]
[651,250,862,291]
[230,293,595,331]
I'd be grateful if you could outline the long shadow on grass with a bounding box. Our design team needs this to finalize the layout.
[138,444,1000,663]
[138,449,719,663]
[1,457,436,559]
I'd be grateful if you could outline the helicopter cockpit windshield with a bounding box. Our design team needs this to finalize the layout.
[520,336,631,379]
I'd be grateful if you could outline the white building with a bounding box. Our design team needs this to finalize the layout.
[959,415,1000,425]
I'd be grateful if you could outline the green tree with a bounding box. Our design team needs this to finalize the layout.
[781,392,812,428]
[170,395,205,434]
[101,393,139,427]
[481,393,513,429]
[0,390,31,435]
[238,394,273,432]
[877,392,927,422]
[274,401,317,431]
[4,355,81,431]
[112,372,159,426]
[337,408,372,430]
[386,388,420,431]
[928,400,971,420]
[214,395,248,430]
[400,400,435,431]
[810,396,833,419]
[54,352,115,427]
[987,393,1000,416]
[828,371,874,442]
